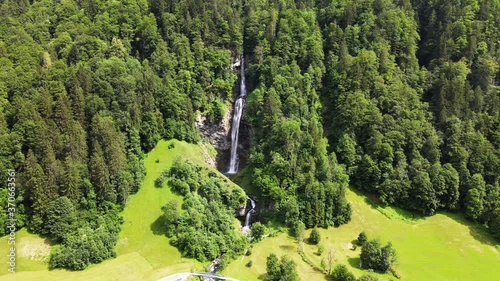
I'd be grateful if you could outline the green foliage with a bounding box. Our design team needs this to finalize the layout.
[49,203,122,270]
[357,231,368,246]
[0,0,241,262]
[309,228,321,245]
[245,3,351,230]
[49,226,117,270]
[168,159,246,208]
[488,208,500,241]
[331,264,356,281]
[265,254,299,281]
[360,239,397,273]
[162,160,247,262]
[357,275,379,281]
[290,220,305,240]
[46,197,76,242]
[250,222,265,241]
[154,170,169,188]
[0,1,499,275]
[316,245,324,256]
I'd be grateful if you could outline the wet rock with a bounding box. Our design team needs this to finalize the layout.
[195,109,231,152]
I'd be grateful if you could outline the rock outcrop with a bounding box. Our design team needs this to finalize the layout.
[195,108,232,152]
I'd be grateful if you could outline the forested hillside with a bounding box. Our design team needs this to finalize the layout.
[0,0,499,271]
[0,0,244,269]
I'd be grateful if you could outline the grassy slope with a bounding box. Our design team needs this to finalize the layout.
[0,140,210,280]
[224,233,328,281]
[224,188,500,281]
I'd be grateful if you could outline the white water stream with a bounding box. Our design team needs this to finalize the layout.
[227,56,246,174]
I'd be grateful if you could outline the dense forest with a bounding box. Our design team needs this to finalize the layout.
[0,0,499,271]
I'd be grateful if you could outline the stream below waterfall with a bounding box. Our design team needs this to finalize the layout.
[242,196,256,233]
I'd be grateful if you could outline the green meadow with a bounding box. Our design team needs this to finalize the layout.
[224,188,500,281]
[1,139,498,281]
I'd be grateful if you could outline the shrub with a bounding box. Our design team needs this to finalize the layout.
[290,220,305,240]
[358,274,379,281]
[168,142,175,149]
[316,245,324,256]
[250,222,265,241]
[266,254,299,281]
[331,264,356,281]
[360,239,397,273]
[357,231,368,246]
[246,260,253,267]
[154,175,165,188]
[309,228,321,244]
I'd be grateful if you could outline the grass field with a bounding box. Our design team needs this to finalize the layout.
[0,140,210,280]
[224,233,327,281]
[224,188,500,281]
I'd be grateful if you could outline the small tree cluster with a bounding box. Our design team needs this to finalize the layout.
[154,170,169,188]
[331,264,356,281]
[357,231,368,246]
[309,228,321,244]
[290,220,305,240]
[251,222,265,241]
[360,239,397,273]
[163,161,248,263]
[265,254,300,281]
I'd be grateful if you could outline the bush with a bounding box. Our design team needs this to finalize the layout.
[358,274,379,281]
[309,228,321,244]
[290,220,305,240]
[168,178,191,195]
[331,264,356,281]
[357,231,368,246]
[168,142,175,149]
[360,239,397,273]
[266,254,299,281]
[246,260,253,267]
[251,222,265,241]
[154,175,166,188]
[316,245,324,256]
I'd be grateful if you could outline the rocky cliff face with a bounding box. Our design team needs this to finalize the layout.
[195,108,232,152]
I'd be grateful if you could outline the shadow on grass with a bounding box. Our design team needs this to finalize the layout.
[441,211,500,247]
[24,228,58,246]
[279,245,295,252]
[150,215,168,236]
[349,187,424,222]
[350,187,499,247]
[347,257,361,269]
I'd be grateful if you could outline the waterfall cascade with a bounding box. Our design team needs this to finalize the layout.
[227,56,246,174]
[242,196,256,233]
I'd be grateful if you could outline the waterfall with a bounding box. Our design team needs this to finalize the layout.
[227,56,246,174]
[242,196,256,233]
